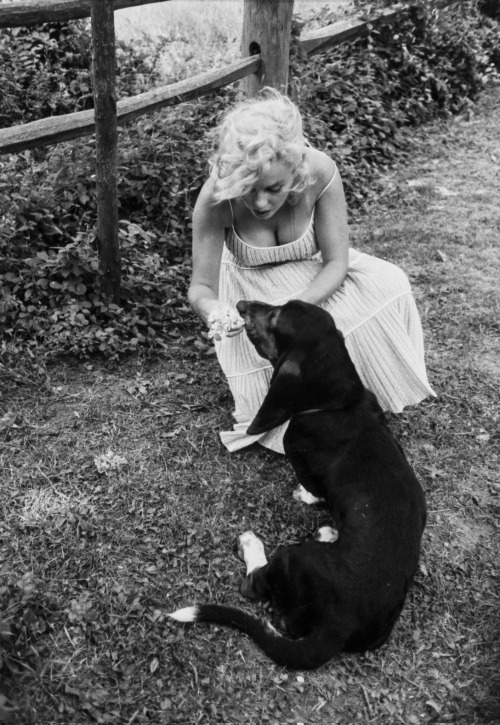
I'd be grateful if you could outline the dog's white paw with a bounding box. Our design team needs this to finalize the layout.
[293,484,324,506]
[315,526,338,543]
[238,531,267,574]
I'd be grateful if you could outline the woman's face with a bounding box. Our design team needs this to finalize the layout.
[241,159,295,220]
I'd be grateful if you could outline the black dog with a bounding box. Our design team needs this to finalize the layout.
[168,300,426,669]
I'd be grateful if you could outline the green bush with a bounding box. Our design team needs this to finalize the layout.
[0,20,163,127]
[0,222,192,359]
[0,2,499,359]
[0,22,93,127]
[0,90,231,359]
[116,93,233,255]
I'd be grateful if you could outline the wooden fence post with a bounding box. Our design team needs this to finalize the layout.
[90,0,120,303]
[241,0,294,97]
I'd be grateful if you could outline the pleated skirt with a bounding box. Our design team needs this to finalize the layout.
[215,224,435,454]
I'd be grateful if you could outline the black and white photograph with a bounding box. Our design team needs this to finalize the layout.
[1,1,499,723]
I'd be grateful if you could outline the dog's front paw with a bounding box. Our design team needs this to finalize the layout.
[293,484,324,506]
[237,531,256,560]
[238,531,267,573]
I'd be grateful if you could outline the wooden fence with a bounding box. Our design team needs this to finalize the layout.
[0,0,401,300]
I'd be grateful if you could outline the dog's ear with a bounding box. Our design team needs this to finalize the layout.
[247,352,304,435]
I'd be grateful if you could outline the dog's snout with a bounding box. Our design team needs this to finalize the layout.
[236,301,247,316]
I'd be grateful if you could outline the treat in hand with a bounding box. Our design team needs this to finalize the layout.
[208,305,245,341]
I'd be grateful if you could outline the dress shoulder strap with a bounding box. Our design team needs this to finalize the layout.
[228,198,235,224]
[317,164,338,201]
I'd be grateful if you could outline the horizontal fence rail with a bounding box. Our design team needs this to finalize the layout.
[0,6,400,154]
[0,56,261,154]
[301,8,399,55]
[0,0,170,28]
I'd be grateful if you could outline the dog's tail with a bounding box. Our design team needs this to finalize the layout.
[167,603,339,670]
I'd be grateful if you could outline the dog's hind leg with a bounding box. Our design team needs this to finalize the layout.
[238,532,271,601]
[238,531,268,575]
[293,484,325,506]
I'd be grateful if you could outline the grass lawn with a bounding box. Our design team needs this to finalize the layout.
[1,81,499,724]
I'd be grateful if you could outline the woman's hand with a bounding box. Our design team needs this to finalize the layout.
[207,305,245,341]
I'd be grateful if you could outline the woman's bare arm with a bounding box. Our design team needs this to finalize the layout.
[188,179,231,326]
[296,151,349,305]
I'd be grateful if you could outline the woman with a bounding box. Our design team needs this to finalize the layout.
[188,89,435,453]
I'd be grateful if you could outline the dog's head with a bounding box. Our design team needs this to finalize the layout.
[237,299,365,434]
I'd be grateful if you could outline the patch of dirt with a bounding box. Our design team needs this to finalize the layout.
[475,336,500,380]
[353,82,500,396]
[445,513,496,550]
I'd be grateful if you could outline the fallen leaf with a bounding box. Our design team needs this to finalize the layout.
[94,450,128,474]
[407,178,430,188]
[426,699,442,715]
[436,186,458,197]
[476,433,490,443]
[0,411,19,431]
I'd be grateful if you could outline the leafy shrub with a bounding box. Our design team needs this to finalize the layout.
[0,222,192,359]
[0,90,231,359]
[0,20,163,127]
[0,87,233,254]
[0,22,93,127]
[116,90,236,251]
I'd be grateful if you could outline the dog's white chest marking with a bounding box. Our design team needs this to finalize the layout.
[238,531,268,575]
[293,484,325,506]
[315,526,338,543]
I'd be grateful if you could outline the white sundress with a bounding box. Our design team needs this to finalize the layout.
[215,180,436,454]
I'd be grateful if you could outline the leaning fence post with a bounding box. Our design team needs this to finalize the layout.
[241,0,294,97]
[90,0,120,303]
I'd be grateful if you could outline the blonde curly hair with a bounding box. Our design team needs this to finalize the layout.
[209,88,313,203]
